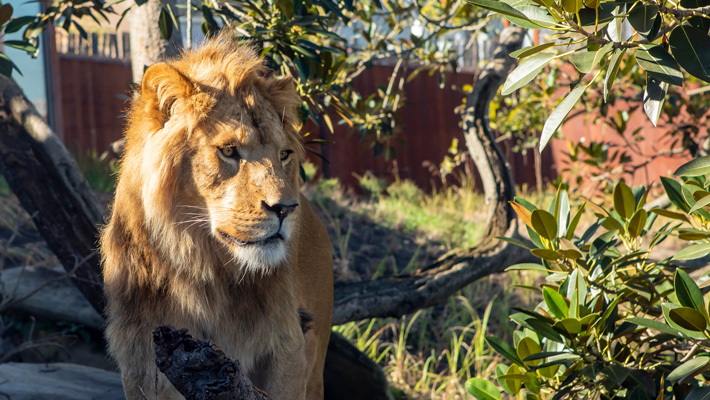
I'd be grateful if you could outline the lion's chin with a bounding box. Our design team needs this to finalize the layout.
[217,230,289,274]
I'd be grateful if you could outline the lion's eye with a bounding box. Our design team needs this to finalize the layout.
[280,150,293,161]
[220,146,239,159]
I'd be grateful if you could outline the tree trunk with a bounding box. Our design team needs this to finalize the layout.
[0,74,106,316]
[129,0,183,83]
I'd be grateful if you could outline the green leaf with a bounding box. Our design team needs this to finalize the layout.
[678,228,710,240]
[603,364,629,386]
[531,248,560,260]
[497,236,534,249]
[626,317,684,337]
[673,242,710,261]
[570,43,613,74]
[643,75,668,127]
[466,378,502,400]
[514,197,538,212]
[506,263,550,272]
[675,156,710,177]
[510,43,556,59]
[556,190,570,237]
[578,4,615,30]
[690,194,710,214]
[687,15,710,34]
[669,25,710,83]
[636,44,683,86]
[517,337,542,366]
[502,53,556,95]
[522,351,571,362]
[663,303,708,339]
[465,0,531,20]
[613,181,636,220]
[628,209,648,238]
[275,0,294,17]
[3,40,36,54]
[650,207,689,222]
[566,203,586,240]
[543,287,569,319]
[540,85,586,151]
[553,318,582,335]
[661,177,690,212]
[531,209,558,240]
[510,313,564,343]
[667,356,710,383]
[675,269,707,315]
[486,336,525,366]
[604,48,626,101]
[158,7,173,40]
[4,16,34,34]
[505,6,559,29]
[685,386,710,400]
[502,364,523,394]
[558,238,583,260]
[496,373,532,383]
[668,307,707,331]
[561,0,582,13]
[628,4,659,37]
[568,268,587,306]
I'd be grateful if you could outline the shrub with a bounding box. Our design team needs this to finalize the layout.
[467,156,710,400]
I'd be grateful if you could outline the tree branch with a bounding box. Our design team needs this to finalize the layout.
[0,75,106,316]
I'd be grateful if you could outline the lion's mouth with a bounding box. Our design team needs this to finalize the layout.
[218,230,283,247]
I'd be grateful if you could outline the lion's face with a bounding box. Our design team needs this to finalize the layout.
[124,46,306,276]
[184,91,301,271]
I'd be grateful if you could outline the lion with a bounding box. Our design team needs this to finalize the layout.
[100,34,333,400]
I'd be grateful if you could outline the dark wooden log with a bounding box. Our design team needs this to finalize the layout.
[153,326,270,400]
[324,332,391,400]
[0,74,106,316]
[153,327,393,400]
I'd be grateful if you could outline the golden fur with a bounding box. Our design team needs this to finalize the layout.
[101,35,333,400]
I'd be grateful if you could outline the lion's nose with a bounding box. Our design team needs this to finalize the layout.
[262,201,299,221]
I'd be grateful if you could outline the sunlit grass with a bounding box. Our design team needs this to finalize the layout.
[334,270,542,400]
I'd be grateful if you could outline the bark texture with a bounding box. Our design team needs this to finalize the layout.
[332,26,527,324]
[129,0,183,83]
[0,74,106,316]
[153,326,270,400]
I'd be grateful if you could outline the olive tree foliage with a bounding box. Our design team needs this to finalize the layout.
[465,0,710,152]
[465,156,710,400]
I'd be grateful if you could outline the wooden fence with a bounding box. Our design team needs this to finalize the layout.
[55,31,131,60]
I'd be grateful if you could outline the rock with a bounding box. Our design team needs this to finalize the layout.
[0,362,124,400]
[0,266,104,330]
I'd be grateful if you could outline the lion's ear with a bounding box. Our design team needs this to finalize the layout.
[266,76,304,159]
[140,62,214,128]
[267,76,302,127]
